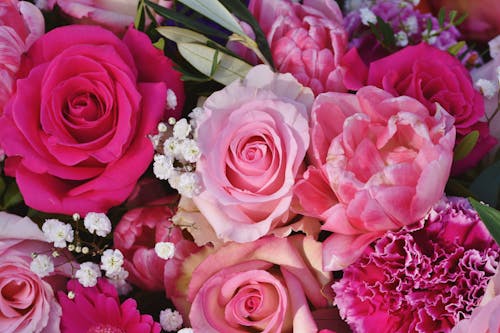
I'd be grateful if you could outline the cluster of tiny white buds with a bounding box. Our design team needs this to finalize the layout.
[403,16,418,35]
[83,212,112,237]
[42,219,74,248]
[360,7,377,26]
[151,115,203,198]
[178,328,193,333]
[427,30,438,45]
[75,262,102,287]
[100,249,124,277]
[160,308,183,332]
[166,89,178,110]
[155,242,175,260]
[475,79,497,99]
[30,254,55,278]
[395,31,409,47]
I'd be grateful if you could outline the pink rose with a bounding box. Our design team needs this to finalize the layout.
[0,0,44,113]
[114,197,199,291]
[192,65,313,243]
[249,0,356,95]
[296,86,455,270]
[166,235,332,332]
[45,0,172,34]
[0,25,184,214]
[366,43,496,174]
[0,212,70,333]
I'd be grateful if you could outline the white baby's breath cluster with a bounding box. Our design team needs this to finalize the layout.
[151,111,203,198]
[160,308,183,332]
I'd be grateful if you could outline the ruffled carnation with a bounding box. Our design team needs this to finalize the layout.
[332,196,499,333]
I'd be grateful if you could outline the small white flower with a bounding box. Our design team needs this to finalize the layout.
[177,172,202,197]
[179,139,200,163]
[360,7,377,26]
[163,137,181,157]
[395,31,409,47]
[153,154,174,180]
[489,35,500,59]
[150,133,162,150]
[75,262,101,287]
[155,242,175,260]
[67,291,75,300]
[84,212,112,237]
[160,308,183,332]
[403,16,418,35]
[100,249,124,277]
[166,89,178,110]
[168,170,181,189]
[178,328,193,333]
[173,118,192,140]
[42,219,74,248]
[475,78,497,99]
[107,267,131,295]
[157,122,168,133]
[427,30,438,44]
[72,213,80,221]
[30,254,54,278]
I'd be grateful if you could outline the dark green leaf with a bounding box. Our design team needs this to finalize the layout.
[134,1,146,31]
[469,197,500,245]
[144,5,159,28]
[377,16,396,49]
[3,181,23,209]
[445,178,476,198]
[454,130,479,161]
[144,0,228,39]
[448,10,457,24]
[210,48,220,76]
[426,18,433,33]
[470,160,500,207]
[438,7,446,27]
[0,177,5,197]
[218,0,274,69]
[454,13,468,26]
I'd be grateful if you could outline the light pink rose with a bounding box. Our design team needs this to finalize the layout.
[0,212,70,333]
[45,0,172,34]
[295,86,455,270]
[114,196,199,291]
[193,65,313,243]
[0,25,184,215]
[0,0,44,113]
[166,235,332,332]
[249,0,360,95]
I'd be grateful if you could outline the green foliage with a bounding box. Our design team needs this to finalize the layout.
[469,197,500,245]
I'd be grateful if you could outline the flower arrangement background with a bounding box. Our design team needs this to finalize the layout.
[1,0,500,332]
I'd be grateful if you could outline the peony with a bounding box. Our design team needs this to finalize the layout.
[58,278,161,333]
[366,43,496,174]
[0,24,184,215]
[248,0,353,95]
[192,65,313,243]
[44,0,172,34]
[0,212,70,333]
[0,0,44,113]
[114,196,199,291]
[295,86,455,270]
[166,235,332,332]
[332,196,500,333]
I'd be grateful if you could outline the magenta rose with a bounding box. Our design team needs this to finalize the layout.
[166,235,331,332]
[114,197,199,291]
[295,86,455,270]
[366,43,496,174]
[0,212,71,333]
[249,0,356,95]
[192,65,313,243]
[0,0,44,113]
[0,25,184,214]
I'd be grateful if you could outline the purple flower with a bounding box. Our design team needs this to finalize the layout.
[332,196,499,333]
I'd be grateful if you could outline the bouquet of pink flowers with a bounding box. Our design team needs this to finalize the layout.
[1,0,500,332]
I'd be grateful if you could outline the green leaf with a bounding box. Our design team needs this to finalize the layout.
[470,160,500,207]
[0,177,5,197]
[448,41,466,56]
[448,10,458,24]
[218,0,274,69]
[177,0,245,35]
[157,26,211,44]
[153,38,165,50]
[134,1,146,30]
[426,18,433,33]
[3,181,23,209]
[469,197,500,245]
[177,43,252,85]
[376,16,396,49]
[454,130,479,161]
[438,7,446,27]
[144,0,228,39]
[454,13,468,26]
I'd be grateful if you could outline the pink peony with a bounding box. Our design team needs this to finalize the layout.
[248,0,357,95]
[0,0,44,113]
[192,65,313,243]
[295,86,455,270]
[366,43,496,174]
[451,296,500,333]
[0,25,184,215]
[332,196,500,333]
[114,196,199,291]
[0,212,71,333]
[166,235,332,332]
[45,0,172,34]
[58,278,161,333]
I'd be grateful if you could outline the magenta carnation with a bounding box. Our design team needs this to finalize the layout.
[332,196,499,333]
[58,278,161,333]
